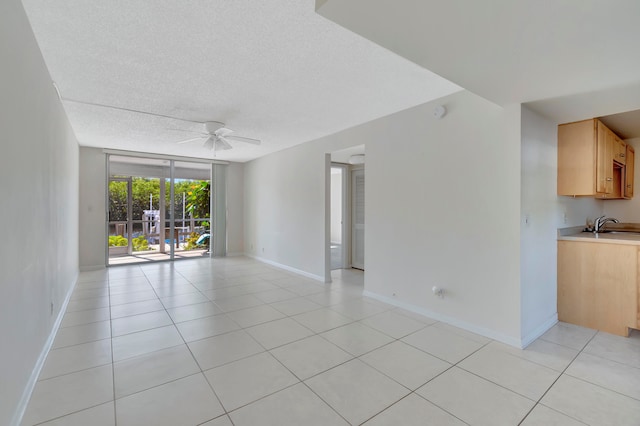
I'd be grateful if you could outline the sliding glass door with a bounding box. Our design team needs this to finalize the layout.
[107,155,215,265]
[173,161,211,257]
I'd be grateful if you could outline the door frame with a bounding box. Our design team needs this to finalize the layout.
[105,153,219,266]
[325,155,361,282]
[330,162,351,270]
[107,176,133,256]
[350,166,365,270]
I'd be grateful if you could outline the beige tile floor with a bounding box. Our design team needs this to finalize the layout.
[21,257,640,425]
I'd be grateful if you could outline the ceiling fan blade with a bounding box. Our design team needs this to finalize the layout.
[215,127,234,137]
[203,136,215,150]
[216,137,234,150]
[168,128,208,135]
[225,135,261,145]
[176,136,206,144]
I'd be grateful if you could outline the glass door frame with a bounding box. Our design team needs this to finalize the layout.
[107,176,134,256]
[105,152,219,266]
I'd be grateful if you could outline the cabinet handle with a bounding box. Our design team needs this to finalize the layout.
[621,153,626,158]
[606,177,613,181]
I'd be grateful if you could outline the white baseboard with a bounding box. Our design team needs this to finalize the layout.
[247,254,325,282]
[520,313,558,349]
[363,290,523,348]
[79,264,105,272]
[12,273,79,426]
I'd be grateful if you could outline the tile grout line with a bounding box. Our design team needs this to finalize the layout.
[142,265,232,424]
[42,265,379,423]
[356,391,471,426]
[179,262,320,424]
[515,330,600,426]
[298,380,356,425]
[271,281,430,423]
[41,260,607,426]
[254,303,463,424]
[187,268,368,423]
[396,339,494,425]
[109,267,130,426]
[350,332,470,426]
[562,367,640,403]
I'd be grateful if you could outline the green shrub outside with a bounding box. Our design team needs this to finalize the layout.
[109,235,152,251]
[108,235,127,247]
[133,235,150,251]
[184,232,205,251]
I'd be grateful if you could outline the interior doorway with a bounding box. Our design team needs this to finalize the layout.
[330,164,348,270]
[326,145,365,281]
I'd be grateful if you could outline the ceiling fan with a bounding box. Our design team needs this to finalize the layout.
[174,121,261,151]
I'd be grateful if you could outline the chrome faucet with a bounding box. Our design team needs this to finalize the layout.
[594,215,619,233]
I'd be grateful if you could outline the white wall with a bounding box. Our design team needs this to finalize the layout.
[365,93,522,343]
[226,162,245,255]
[245,90,528,343]
[520,106,603,344]
[330,170,343,244]
[604,137,640,221]
[0,1,79,424]
[79,147,106,270]
[244,145,329,279]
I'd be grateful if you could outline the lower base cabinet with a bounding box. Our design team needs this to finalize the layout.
[558,240,639,336]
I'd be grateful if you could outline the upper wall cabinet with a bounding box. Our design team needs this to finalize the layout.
[625,144,635,199]
[614,135,627,165]
[558,118,634,199]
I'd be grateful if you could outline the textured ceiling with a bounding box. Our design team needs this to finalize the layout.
[317,0,640,110]
[21,0,460,162]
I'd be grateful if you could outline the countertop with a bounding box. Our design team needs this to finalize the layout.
[558,224,640,246]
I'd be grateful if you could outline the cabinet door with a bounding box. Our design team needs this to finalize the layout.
[558,241,637,336]
[596,122,614,194]
[614,136,627,165]
[557,120,598,196]
[625,145,635,199]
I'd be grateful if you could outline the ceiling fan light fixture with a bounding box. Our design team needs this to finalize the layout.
[204,121,225,133]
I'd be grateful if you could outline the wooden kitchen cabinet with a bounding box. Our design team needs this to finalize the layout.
[595,120,614,195]
[558,240,638,336]
[625,145,635,199]
[558,119,611,196]
[558,118,633,199]
[614,135,627,165]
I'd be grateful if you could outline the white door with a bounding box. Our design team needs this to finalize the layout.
[351,168,365,270]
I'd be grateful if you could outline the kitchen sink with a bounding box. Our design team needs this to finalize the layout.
[598,230,640,235]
